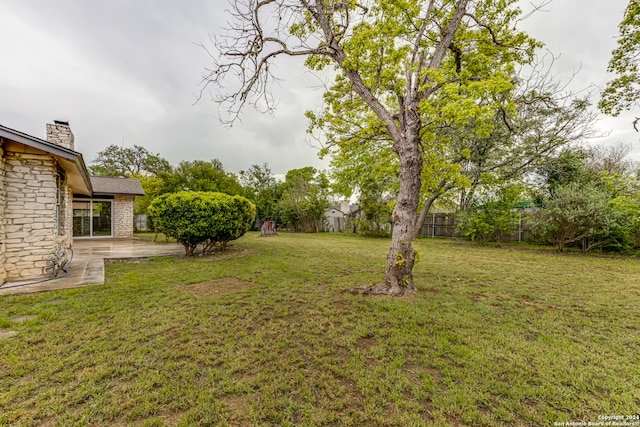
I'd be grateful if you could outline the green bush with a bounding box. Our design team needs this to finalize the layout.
[530,183,618,252]
[456,185,522,244]
[604,195,640,252]
[148,191,256,255]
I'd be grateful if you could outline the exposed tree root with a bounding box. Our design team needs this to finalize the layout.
[343,283,417,297]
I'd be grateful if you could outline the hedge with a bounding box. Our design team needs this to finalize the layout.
[148,191,256,255]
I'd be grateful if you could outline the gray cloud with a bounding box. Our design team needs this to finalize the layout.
[0,0,638,179]
[518,0,640,158]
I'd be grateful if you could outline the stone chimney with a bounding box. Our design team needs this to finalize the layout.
[46,120,74,150]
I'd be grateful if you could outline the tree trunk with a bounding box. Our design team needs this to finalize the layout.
[333,0,470,296]
[260,220,277,236]
[414,195,438,239]
[384,123,422,295]
[414,179,454,239]
[345,128,422,296]
[356,121,422,296]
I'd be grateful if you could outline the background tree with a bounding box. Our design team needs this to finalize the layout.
[205,0,540,295]
[531,143,640,252]
[239,163,283,235]
[599,0,640,127]
[585,142,640,177]
[456,183,524,244]
[454,66,597,208]
[133,174,167,217]
[531,183,618,252]
[534,143,638,199]
[533,147,597,199]
[278,167,330,233]
[329,140,397,236]
[90,144,170,177]
[90,144,172,230]
[162,159,244,195]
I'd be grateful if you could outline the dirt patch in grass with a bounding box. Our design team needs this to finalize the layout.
[355,335,378,350]
[177,277,261,297]
[219,393,254,426]
[0,330,18,339]
[12,315,38,323]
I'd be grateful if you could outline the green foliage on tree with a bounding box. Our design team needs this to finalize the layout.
[90,144,171,177]
[239,163,282,222]
[531,183,619,252]
[205,0,544,295]
[534,148,597,200]
[608,194,640,250]
[133,175,167,216]
[599,0,640,125]
[329,141,396,236]
[351,188,393,237]
[531,143,640,253]
[148,191,255,255]
[456,184,523,244]
[279,167,330,233]
[162,159,244,196]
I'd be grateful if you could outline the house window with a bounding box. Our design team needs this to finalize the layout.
[72,200,113,237]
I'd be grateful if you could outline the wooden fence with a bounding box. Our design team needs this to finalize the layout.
[419,212,534,242]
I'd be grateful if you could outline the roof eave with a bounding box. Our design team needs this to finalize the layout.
[55,155,93,196]
[0,125,80,160]
[92,192,145,197]
[0,124,93,195]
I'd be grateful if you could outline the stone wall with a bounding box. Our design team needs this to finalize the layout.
[3,152,70,281]
[113,195,135,238]
[62,177,73,237]
[0,144,6,285]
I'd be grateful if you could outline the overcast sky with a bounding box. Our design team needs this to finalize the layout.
[0,0,637,177]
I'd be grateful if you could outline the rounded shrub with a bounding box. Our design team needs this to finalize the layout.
[148,191,256,255]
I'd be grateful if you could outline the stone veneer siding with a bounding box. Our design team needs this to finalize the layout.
[3,152,72,281]
[113,195,135,238]
[0,146,6,285]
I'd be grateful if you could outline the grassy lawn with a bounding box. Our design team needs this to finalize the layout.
[1,233,639,426]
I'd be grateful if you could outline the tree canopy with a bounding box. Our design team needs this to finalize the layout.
[90,144,170,177]
[279,167,330,233]
[239,163,282,222]
[205,0,541,295]
[162,159,244,196]
[599,0,640,127]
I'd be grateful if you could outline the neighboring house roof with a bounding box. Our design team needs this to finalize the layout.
[0,123,93,196]
[90,176,145,196]
[326,206,343,212]
[327,204,360,215]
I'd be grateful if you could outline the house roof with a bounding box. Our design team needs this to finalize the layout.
[90,176,145,196]
[0,123,93,196]
[327,203,360,215]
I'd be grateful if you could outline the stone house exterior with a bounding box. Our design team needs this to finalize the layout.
[0,121,143,285]
[73,176,144,239]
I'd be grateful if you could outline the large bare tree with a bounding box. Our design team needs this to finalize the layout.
[203,0,539,295]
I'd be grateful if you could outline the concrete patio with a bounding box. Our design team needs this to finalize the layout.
[0,239,185,295]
